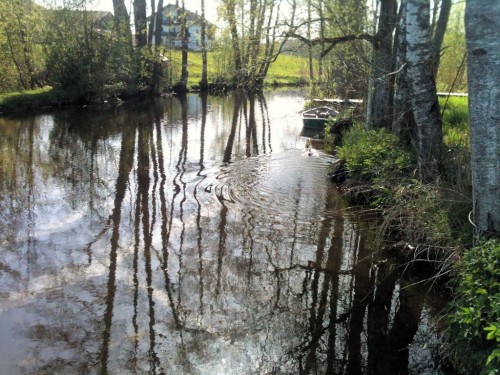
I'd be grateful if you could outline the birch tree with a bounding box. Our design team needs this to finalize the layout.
[406,0,442,182]
[465,0,500,235]
[392,0,413,143]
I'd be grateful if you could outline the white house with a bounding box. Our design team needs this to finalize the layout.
[151,4,215,51]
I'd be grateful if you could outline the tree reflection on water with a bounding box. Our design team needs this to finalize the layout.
[0,90,448,375]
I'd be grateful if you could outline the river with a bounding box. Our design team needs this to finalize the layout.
[0,89,449,374]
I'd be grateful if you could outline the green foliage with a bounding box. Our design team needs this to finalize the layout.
[336,123,415,183]
[436,2,467,92]
[319,0,370,98]
[44,8,119,102]
[0,0,46,92]
[448,239,500,375]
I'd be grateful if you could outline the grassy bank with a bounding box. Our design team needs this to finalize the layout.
[327,96,500,374]
[0,86,70,114]
[167,51,309,87]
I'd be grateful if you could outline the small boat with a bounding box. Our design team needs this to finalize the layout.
[302,106,339,130]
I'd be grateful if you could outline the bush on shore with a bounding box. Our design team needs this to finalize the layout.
[448,238,500,375]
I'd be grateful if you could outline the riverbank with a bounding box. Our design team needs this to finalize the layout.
[0,52,310,114]
[0,87,71,114]
[324,96,499,373]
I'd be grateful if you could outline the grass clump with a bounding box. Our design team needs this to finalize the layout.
[448,238,500,375]
[336,122,415,184]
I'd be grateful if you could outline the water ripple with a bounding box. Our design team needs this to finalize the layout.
[206,150,338,219]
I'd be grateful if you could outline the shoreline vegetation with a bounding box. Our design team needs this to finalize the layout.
[324,96,499,374]
[0,52,310,115]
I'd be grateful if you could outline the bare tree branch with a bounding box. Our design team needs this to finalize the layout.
[286,32,379,57]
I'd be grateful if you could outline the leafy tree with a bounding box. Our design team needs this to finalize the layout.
[44,6,125,101]
[0,0,45,91]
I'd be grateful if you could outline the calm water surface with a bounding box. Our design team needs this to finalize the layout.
[0,89,448,374]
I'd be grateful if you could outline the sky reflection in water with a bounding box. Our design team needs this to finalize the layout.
[0,89,447,374]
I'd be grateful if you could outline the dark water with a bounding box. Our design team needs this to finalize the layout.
[0,89,448,374]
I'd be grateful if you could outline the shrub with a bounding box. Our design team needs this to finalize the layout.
[448,239,500,375]
[336,123,415,183]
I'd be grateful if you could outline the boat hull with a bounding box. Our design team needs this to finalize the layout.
[302,117,329,130]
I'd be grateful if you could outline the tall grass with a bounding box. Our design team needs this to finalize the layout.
[440,96,472,244]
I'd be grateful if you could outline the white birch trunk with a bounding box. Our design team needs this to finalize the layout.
[406,0,442,182]
[465,0,500,235]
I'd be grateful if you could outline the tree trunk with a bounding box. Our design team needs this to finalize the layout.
[392,0,414,144]
[154,0,164,46]
[406,0,442,183]
[318,0,325,81]
[370,0,398,128]
[112,0,132,44]
[151,0,164,93]
[200,0,208,90]
[224,0,242,79]
[307,0,314,81]
[432,0,451,78]
[465,0,500,236]
[179,0,189,91]
[148,0,156,46]
[133,0,148,47]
